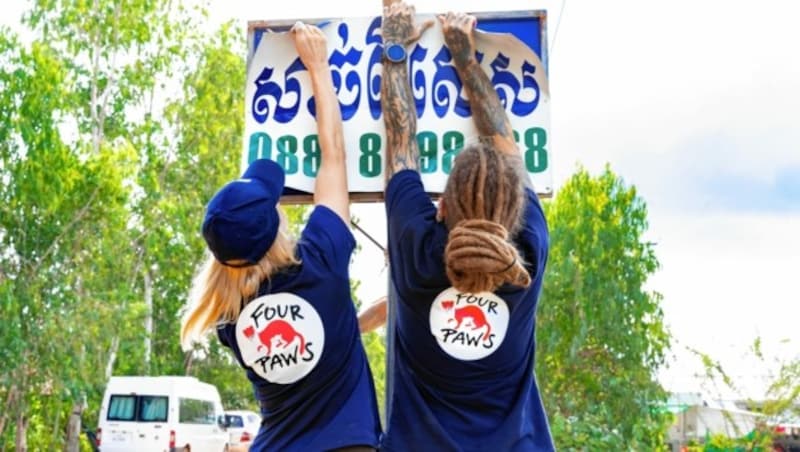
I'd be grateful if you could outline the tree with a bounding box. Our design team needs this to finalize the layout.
[537,166,672,449]
[0,0,197,447]
[0,29,140,451]
[170,22,267,409]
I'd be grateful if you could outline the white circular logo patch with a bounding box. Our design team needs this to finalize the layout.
[429,287,509,361]
[236,292,324,384]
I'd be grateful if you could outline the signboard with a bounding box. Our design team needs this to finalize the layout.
[245,12,550,201]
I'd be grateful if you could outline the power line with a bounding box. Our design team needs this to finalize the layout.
[351,219,386,256]
[550,0,567,57]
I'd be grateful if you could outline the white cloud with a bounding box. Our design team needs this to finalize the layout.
[650,211,800,398]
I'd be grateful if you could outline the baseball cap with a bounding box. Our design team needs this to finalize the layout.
[202,159,285,267]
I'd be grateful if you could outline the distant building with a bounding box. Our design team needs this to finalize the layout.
[665,392,761,450]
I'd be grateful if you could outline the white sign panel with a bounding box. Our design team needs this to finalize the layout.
[244,15,551,199]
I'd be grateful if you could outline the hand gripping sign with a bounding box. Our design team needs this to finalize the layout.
[244,12,551,201]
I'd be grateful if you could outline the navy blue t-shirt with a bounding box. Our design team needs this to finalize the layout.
[217,205,381,451]
[382,170,554,451]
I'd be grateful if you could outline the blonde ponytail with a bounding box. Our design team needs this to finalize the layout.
[180,209,300,349]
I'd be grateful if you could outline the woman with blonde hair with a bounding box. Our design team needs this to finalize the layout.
[379,4,553,451]
[180,23,380,452]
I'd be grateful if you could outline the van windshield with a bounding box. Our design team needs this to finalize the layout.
[107,395,168,422]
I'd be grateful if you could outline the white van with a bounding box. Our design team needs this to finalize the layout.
[96,376,229,452]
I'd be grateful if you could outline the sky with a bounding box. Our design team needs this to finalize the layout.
[3,0,798,400]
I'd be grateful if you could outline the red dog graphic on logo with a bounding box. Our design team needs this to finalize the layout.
[243,320,306,356]
[442,301,492,341]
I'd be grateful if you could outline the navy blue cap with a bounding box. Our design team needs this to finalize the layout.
[202,159,285,267]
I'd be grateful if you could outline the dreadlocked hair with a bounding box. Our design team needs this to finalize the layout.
[441,142,531,294]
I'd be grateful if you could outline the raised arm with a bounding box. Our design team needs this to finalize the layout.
[439,13,517,156]
[292,22,349,222]
[381,2,433,182]
[358,296,388,333]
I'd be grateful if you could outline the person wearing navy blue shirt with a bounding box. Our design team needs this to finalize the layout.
[380,4,554,451]
[180,22,380,452]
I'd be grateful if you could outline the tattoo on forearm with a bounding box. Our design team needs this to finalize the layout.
[444,28,473,70]
[461,62,514,140]
[444,28,514,142]
[382,61,419,178]
[383,15,414,44]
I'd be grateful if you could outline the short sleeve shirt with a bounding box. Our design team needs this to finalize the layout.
[381,170,554,452]
[217,205,381,451]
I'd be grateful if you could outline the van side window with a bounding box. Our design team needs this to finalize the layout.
[139,396,168,422]
[179,398,216,424]
[107,395,168,422]
[108,395,136,421]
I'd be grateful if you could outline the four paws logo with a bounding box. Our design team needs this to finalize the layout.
[429,287,510,361]
[237,293,324,384]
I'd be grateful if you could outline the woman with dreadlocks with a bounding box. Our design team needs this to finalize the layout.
[180,23,380,452]
[379,4,554,451]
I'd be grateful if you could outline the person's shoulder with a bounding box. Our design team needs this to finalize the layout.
[303,204,354,242]
[309,204,348,228]
[385,170,435,229]
[386,170,426,205]
[298,204,355,273]
[523,188,547,231]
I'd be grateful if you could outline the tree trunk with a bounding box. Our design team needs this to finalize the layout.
[184,351,194,375]
[15,412,27,452]
[0,385,17,441]
[105,336,119,380]
[65,402,83,452]
[52,405,61,450]
[144,269,153,374]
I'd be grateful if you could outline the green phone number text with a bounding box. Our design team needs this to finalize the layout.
[247,127,548,177]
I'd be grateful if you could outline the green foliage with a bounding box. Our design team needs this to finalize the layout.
[0,0,207,448]
[142,20,248,378]
[0,12,146,447]
[362,331,387,419]
[685,430,773,452]
[537,166,672,450]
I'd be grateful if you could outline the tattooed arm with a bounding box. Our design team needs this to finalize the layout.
[381,2,433,182]
[439,12,518,156]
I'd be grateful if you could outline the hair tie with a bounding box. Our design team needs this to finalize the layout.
[219,259,256,268]
[492,258,517,274]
